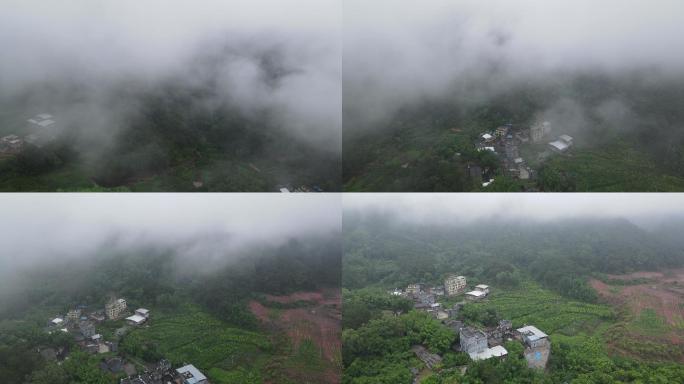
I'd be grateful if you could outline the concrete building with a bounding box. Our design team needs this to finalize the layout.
[417,292,436,306]
[461,326,508,361]
[430,286,445,296]
[79,321,96,338]
[518,325,548,348]
[50,317,64,326]
[519,166,530,180]
[469,345,508,361]
[488,320,513,346]
[105,298,127,320]
[465,290,486,300]
[0,135,24,154]
[406,283,423,295]
[177,364,209,384]
[474,284,490,295]
[531,121,551,143]
[135,308,150,318]
[126,314,147,326]
[460,327,488,355]
[481,133,495,143]
[66,309,81,324]
[548,134,574,153]
[89,312,106,322]
[444,274,467,296]
[517,325,551,369]
[495,126,509,138]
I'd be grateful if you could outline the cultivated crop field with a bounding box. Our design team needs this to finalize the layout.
[121,306,273,383]
[469,281,616,336]
[541,142,684,192]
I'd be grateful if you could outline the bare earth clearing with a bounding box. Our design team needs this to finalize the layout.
[590,269,684,361]
[249,288,342,383]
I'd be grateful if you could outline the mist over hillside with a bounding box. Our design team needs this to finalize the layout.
[343,194,684,298]
[0,0,341,191]
[0,194,341,318]
[343,0,684,191]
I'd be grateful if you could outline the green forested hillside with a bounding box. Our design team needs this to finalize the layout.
[0,235,341,383]
[343,73,684,192]
[343,214,684,301]
[342,215,684,383]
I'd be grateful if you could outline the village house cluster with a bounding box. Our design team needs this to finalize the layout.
[117,360,209,384]
[0,113,58,156]
[471,121,573,187]
[394,274,551,380]
[458,322,551,369]
[44,296,210,384]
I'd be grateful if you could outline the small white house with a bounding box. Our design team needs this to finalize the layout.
[469,345,508,361]
[474,284,490,295]
[51,317,64,326]
[135,308,150,318]
[465,290,486,300]
[125,314,147,326]
[176,364,209,384]
[548,134,574,153]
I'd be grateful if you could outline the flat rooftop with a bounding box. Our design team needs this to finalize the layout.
[176,364,207,384]
[469,345,508,361]
[517,325,548,341]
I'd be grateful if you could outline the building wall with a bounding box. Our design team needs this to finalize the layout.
[406,284,421,295]
[460,329,488,354]
[105,299,127,320]
[444,275,467,296]
[523,340,551,369]
[531,122,550,143]
[525,337,548,349]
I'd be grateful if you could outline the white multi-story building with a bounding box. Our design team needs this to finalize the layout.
[105,298,127,320]
[444,274,467,296]
[531,121,551,143]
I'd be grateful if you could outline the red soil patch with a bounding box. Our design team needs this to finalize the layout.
[250,289,342,384]
[248,301,270,322]
[590,271,684,352]
[590,272,684,326]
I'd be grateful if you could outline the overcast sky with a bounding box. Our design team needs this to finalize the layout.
[0,0,341,150]
[0,193,341,277]
[344,193,684,226]
[344,0,684,129]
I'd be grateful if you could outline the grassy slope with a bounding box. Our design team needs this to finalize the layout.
[465,280,683,363]
[0,161,95,192]
[344,122,480,192]
[541,142,684,192]
[467,281,615,337]
[122,306,272,384]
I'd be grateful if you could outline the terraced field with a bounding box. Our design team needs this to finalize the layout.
[470,281,616,335]
[121,306,273,383]
[541,143,684,192]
